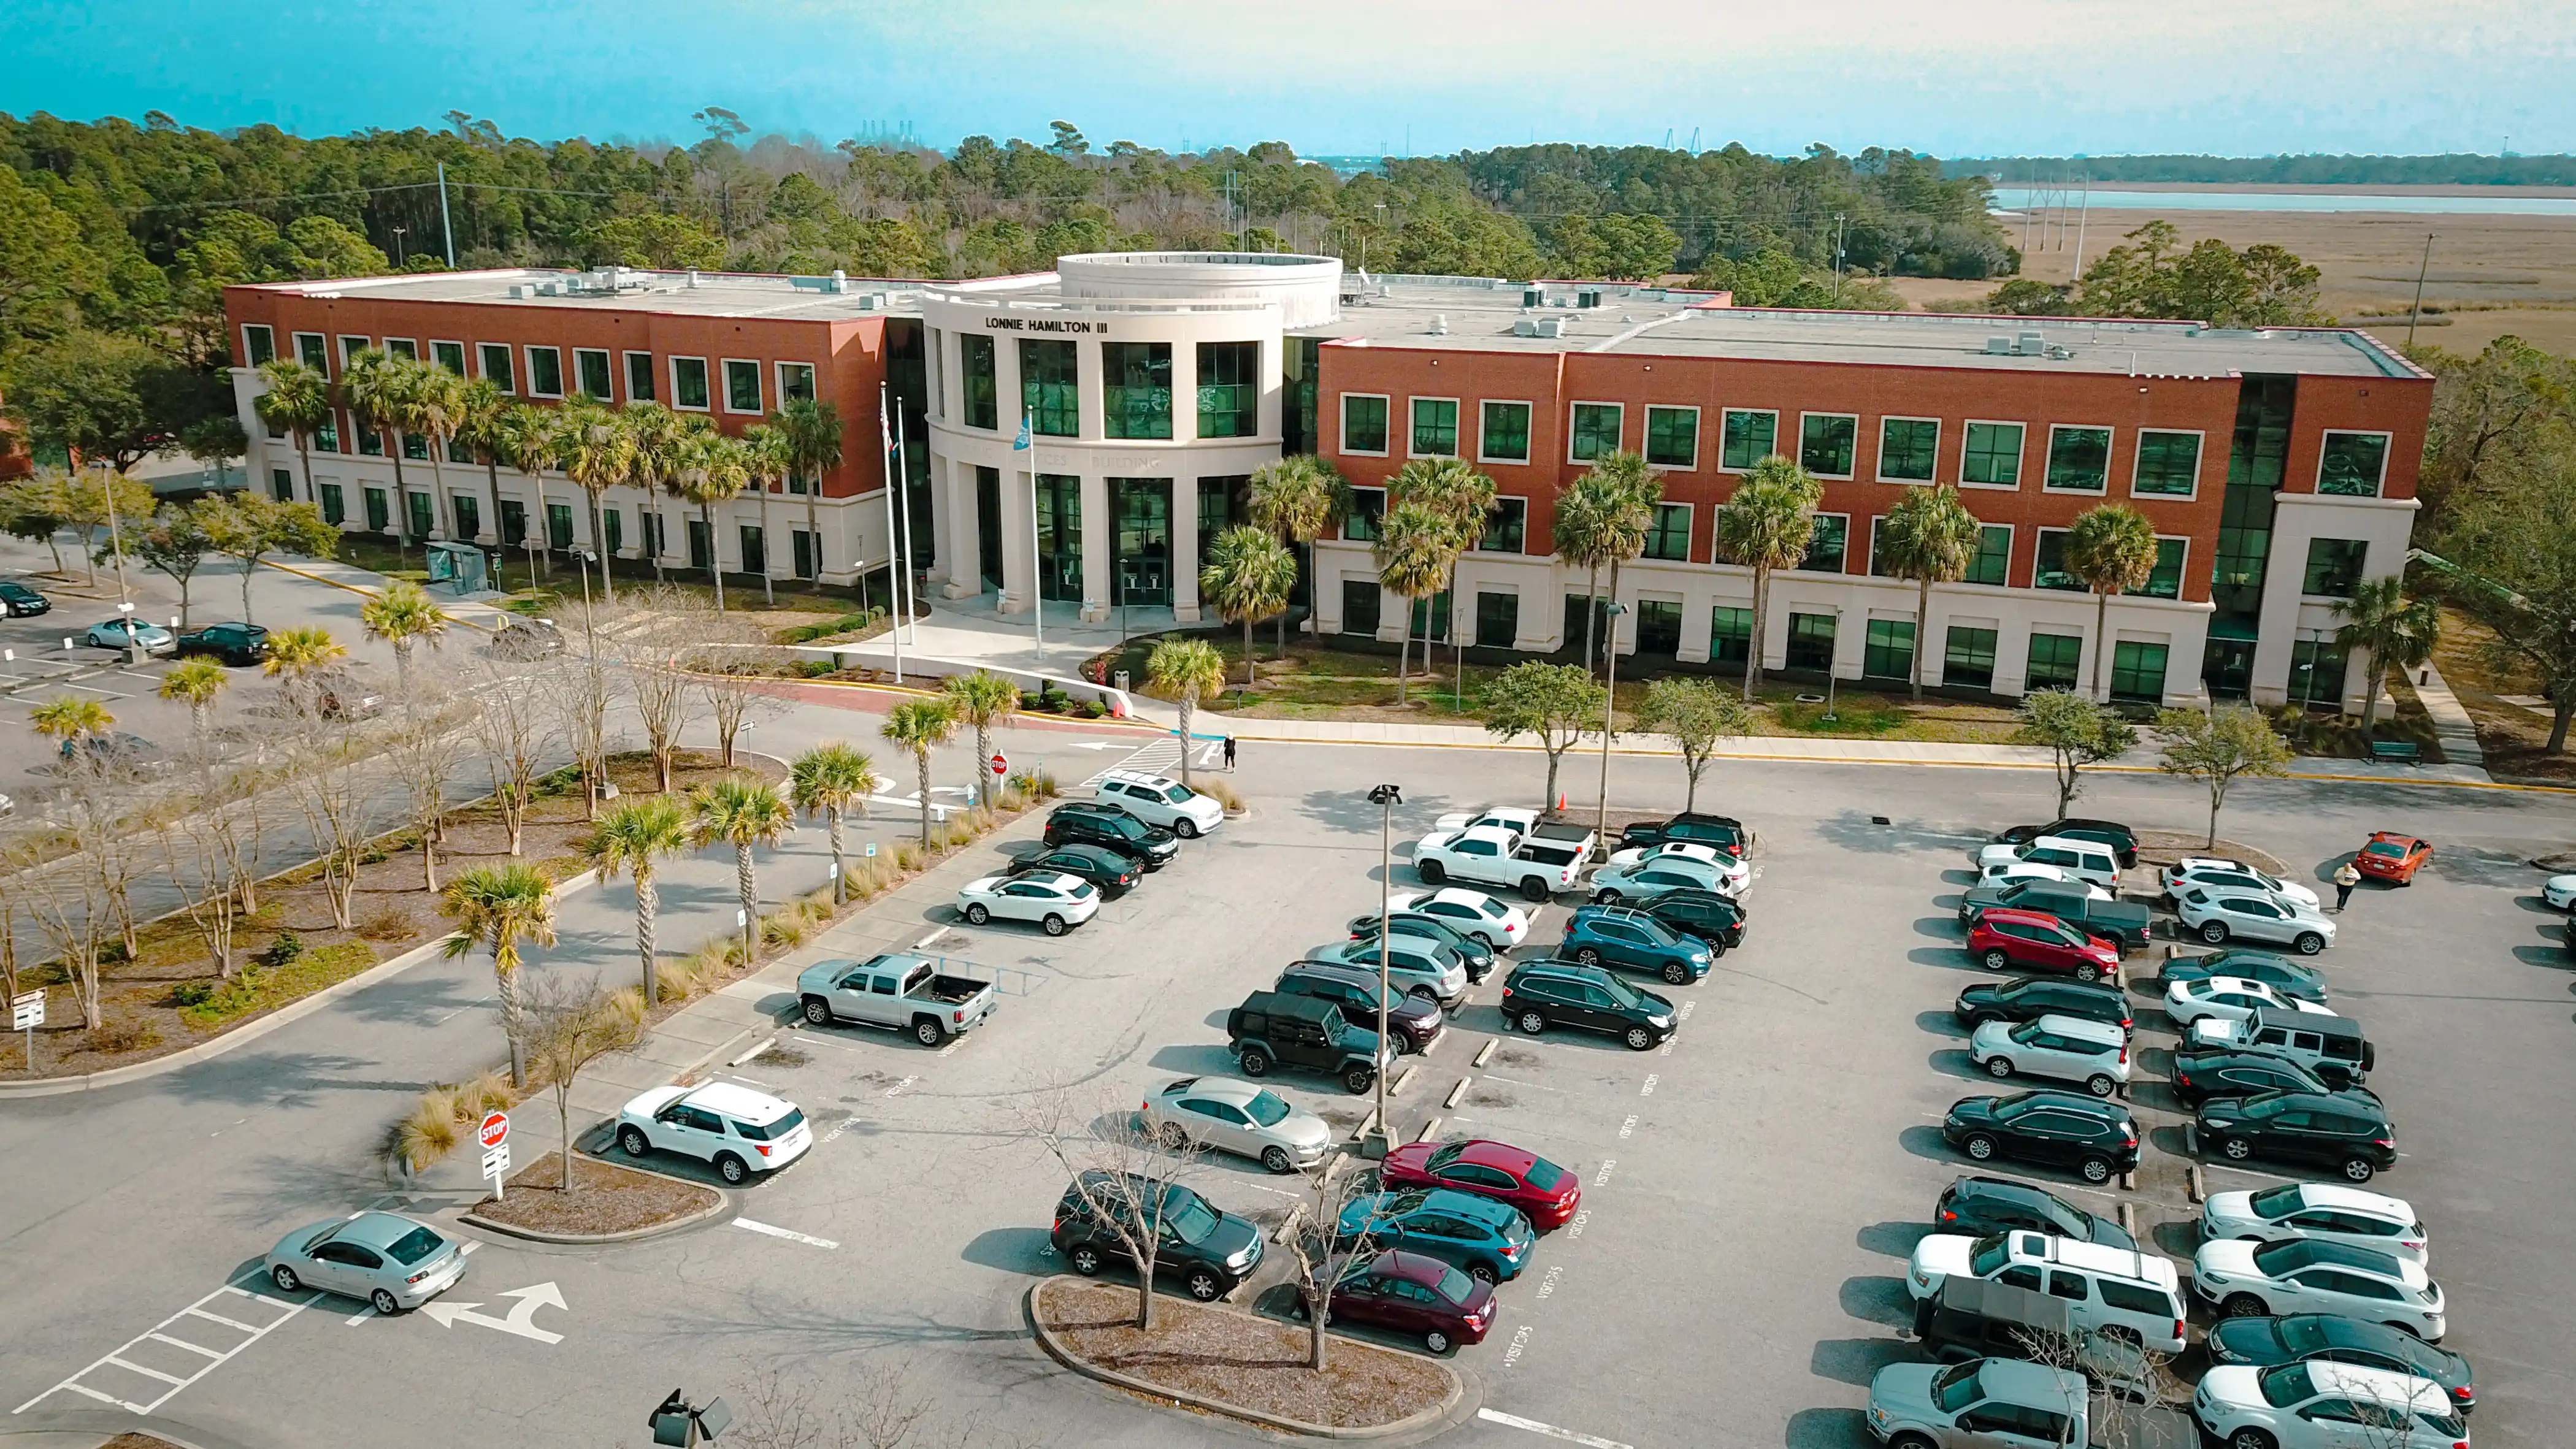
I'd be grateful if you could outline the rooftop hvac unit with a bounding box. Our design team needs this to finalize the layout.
[507,284,532,299]
[1534,316,1571,338]
[1523,286,1544,307]
[1430,314,1449,335]
[1985,335,2013,354]
[855,293,878,310]
[1512,317,1539,337]
[1577,289,1602,308]
[2046,345,2073,360]
[687,270,703,289]
[2015,331,2045,356]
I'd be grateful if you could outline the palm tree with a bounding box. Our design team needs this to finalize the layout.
[2064,503,2161,702]
[621,402,689,583]
[692,776,796,965]
[940,671,1020,794]
[398,357,465,541]
[558,403,634,603]
[1146,636,1227,788]
[340,348,415,557]
[1711,455,1823,700]
[2335,575,2442,728]
[1199,525,1297,690]
[1391,457,1501,703]
[1557,453,1658,678]
[29,695,112,752]
[779,398,846,586]
[675,430,748,612]
[880,698,959,849]
[1551,471,1622,674]
[448,377,510,568]
[359,579,450,697]
[740,422,794,606]
[158,657,229,732]
[253,359,332,506]
[789,743,882,904]
[493,403,561,584]
[1244,454,1343,660]
[1874,486,1986,702]
[262,625,347,715]
[1372,500,1451,708]
[585,794,693,1004]
[440,862,556,1087]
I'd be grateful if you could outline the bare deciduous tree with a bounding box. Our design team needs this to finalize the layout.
[616,588,703,793]
[285,715,381,930]
[472,660,559,856]
[1013,1087,1207,1332]
[691,626,789,770]
[521,973,643,1192]
[547,600,626,820]
[381,684,476,892]
[1279,1151,1399,1371]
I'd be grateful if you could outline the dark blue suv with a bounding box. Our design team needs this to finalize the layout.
[1559,904,1710,985]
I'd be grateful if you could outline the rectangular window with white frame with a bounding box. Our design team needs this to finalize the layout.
[1409,397,1460,457]
[478,342,515,392]
[339,335,370,369]
[242,324,275,367]
[1340,394,1390,456]
[1719,408,1777,470]
[624,351,656,402]
[777,361,816,405]
[1960,420,2025,488]
[524,345,565,399]
[431,340,466,376]
[1798,513,1850,572]
[2142,537,2190,599]
[1478,400,1531,464]
[2130,429,2204,498]
[1963,523,2012,586]
[2032,528,2085,591]
[1799,412,1858,478]
[1568,402,1622,463]
[1478,497,1527,554]
[573,348,613,400]
[671,356,710,411]
[1644,405,1700,469]
[1876,416,1940,483]
[1643,502,1691,561]
[2044,424,2113,493]
[384,338,418,361]
[294,331,329,372]
[723,359,763,414]
[2315,430,2391,497]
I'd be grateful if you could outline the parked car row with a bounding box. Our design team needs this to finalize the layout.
[968,769,1231,935]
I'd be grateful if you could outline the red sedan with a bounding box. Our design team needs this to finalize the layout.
[2353,832,2433,885]
[1966,909,2120,984]
[1379,1139,1579,1229]
[1313,1250,1497,1355]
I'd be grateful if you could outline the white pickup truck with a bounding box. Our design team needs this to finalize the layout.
[796,952,998,1047]
[1411,820,1595,903]
[1432,806,1541,843]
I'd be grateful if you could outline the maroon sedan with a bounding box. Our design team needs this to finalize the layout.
[1379,1139,1579,1229]
[1314,1250,1496,1355]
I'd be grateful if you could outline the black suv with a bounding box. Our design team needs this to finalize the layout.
[1990,817,2138,867]
[1044,803,1179,870]
[1010,844,1140,898]
[1941,1090,2139,1184]
[1226,990,1389,1094]
[1343,911,1495,981]
[1933,1174,2136,1250]
[2195,1090,2398,1182]
[1952,978,2132,1034]
[1633,888,1746,952]
[1500,960,1674,1051]
[175,621,271,666]
[1049,1172,1262,1302]
[2170,1052,2377,1109]
[1273,962,1443,1053]
[1619,812,1752,857]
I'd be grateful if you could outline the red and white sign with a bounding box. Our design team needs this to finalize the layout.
[990,752,1009,778]
[478,1111,510,1150]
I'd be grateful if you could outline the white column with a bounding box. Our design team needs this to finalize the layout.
[1080,473,1111,622]
[999,470,1035,616]
[1172,475,1202,622]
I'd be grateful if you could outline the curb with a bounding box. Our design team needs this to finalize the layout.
[1024,1277,1467,1440]
[260,556,502,633]
[457,1174,734,1245]
[0,870,604,1099]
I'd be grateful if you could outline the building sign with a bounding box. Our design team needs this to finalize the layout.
[984,316,1106,335]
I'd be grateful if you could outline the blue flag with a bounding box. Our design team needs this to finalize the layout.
[1013,415,1032,451]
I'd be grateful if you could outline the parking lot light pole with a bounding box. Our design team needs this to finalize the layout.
[1367,783,1402,1158]
[1595,603,1625,857]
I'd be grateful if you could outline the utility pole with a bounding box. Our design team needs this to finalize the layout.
[437,161,456,268]
[1594,603,1625,852]
[2407,232,2437,351]
[2071,175,2091,273]
[1831,215,1847,303]
[1367,784,1402,1158]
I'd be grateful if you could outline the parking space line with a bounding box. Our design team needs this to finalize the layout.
[99,1357,186,1387]
[1476,1407,1633,1448]
[180,1307,257,1334]
[730,1217,838,1250]
[143,1334,223,1359]
[343,1306,376,1326]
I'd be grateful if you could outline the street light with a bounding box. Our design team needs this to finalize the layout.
[566,546,599,654]
[1823,605,1844,724]
[1593,603,1625,855]
[1366,782,1403,1158]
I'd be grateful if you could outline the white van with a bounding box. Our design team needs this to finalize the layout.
[1973,835,2123,893]
[1907,1229,2186,1353]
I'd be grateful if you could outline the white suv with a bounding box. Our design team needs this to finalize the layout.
[1969,1014,2131,1098]
[2201,1183,2428,1266]
[1095,769,1224,838]
[1907,1229,2187,1352]
[2195,1237,2447,1340]
[2177,884,2337,955]
[2194,1360,2466,1449]
[617,1082,813,1184]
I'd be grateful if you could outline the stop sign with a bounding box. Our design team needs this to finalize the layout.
[478,1111,510,1149]
[990,752,1008,778]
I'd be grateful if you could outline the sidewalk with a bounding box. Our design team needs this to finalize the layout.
[260,554,516,631]
[2409,663,2486,768]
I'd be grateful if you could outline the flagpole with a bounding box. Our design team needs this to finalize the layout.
[1016,413,1040,654]
[878,383,902,684]
[895,410,919,649]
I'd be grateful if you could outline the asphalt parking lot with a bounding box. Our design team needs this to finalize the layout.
[3,740,2570,1449]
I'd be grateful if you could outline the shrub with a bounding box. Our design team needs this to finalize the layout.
[1200,778,1246,813]
[1078,699,1106,719]
[354,902,413,941]
[761,910,809,950]
[455,1072,515,1118]
[90,1018,160,1053]
[894,841,927,871]
[170,979,218,1007]
[797,659,836,678]
[263,931,305,968]
[395,1088,462,1172]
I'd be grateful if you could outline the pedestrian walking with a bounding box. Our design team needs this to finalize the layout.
[1222,735,1237,771]
[2332,861,2360,912]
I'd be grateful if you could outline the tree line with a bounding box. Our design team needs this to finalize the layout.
[1955,153,2576,188]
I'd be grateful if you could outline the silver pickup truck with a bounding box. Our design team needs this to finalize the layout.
[796,952,997,1047]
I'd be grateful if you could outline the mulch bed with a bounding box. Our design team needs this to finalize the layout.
[2130,830,2290,877]
[1,748,782,1084]
[1033,1277,1452,1431]
[469,1151,719,1236]
[101,1437,189,1449]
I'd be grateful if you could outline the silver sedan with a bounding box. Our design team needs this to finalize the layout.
[1142,1075,1333,1174]
[264,1211,468,1314]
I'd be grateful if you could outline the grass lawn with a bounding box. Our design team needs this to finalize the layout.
[2430,605,2576,780]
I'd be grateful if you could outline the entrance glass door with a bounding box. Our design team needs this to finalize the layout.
[976,465,1003,592]
[1034,474,1082,602]
[1111,477,1172,608]
[2203,637,2256,699]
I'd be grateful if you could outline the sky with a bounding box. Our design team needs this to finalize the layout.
[6,0,2574,159]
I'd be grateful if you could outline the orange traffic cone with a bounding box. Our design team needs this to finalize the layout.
[1556,790,1566,812]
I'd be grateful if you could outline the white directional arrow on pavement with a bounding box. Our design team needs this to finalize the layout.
[422,1282,567,1344]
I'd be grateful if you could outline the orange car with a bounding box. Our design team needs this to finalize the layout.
[2353,832,2433,884]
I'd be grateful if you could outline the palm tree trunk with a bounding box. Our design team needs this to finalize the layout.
[296,435,316,507]
[239,551,259,621]
[1583,562,1600,675]
[914,752,933,847]
[1912,576,1932,703]
[1178,697,1196,789]
[482,454,504,565]
[1744,564,1767,700]
[497,955,527,1087]
[1393,600,1412,707]
[756,486,773,606]
[703,502,726,613]
[2090,590,2112,701]
[2548,695,2573,754]
[1243,618,1255,690]
[588,489,616,603]
[2360,654,2383,730]
[528,465,550,581]
[637,872,660,1005]
[735,844,759,963]
[803,484,819,591]
[826,809,846,904]
[426,445,453,541]
[388,435,410,562]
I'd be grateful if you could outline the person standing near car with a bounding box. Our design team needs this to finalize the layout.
[1222,736,1236,771]
[2332,860,2361,912]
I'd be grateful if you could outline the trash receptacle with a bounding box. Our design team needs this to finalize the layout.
[1113,670,1130,693]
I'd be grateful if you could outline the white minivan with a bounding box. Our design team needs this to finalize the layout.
[1094,769,1225,838]
[1972,835,2123,893]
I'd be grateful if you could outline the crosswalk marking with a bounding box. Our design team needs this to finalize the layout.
[13,1271,319,1417]
[1081,736,1181,788]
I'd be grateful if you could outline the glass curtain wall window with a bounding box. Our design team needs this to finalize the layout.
[2110,641,2169,702]
[1709,606,1754,666]
[961,335,999,429]
[1411,398,1459,457]
[1110,478,1173,606]
[2045,426,2112,492]
[1800,415,1857,476]
[1965,525,2012,586]
[2132,430,2201,496]
[1879,419,1939,481]
[1569,403,1621,462]
[1643,503,1690,561]
[1480,401,1530,463]
[1197,475,1249,568]
[1022,340,1079,437]
[1945,626,1998,689]
[2214,375,2295,626]
[1963,422,2023,486]
[1195,342,1256,438]
[1283,338,1322,456]
[1644,407,1697,468]
[1863,619,1917,679]
[1478,497,1527,553]
[1720,410,1776,470]
[2316,432,2390,496]
[1798,515,1849,572]
[2142,538,2187,599]
[1102,342,1172,440]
